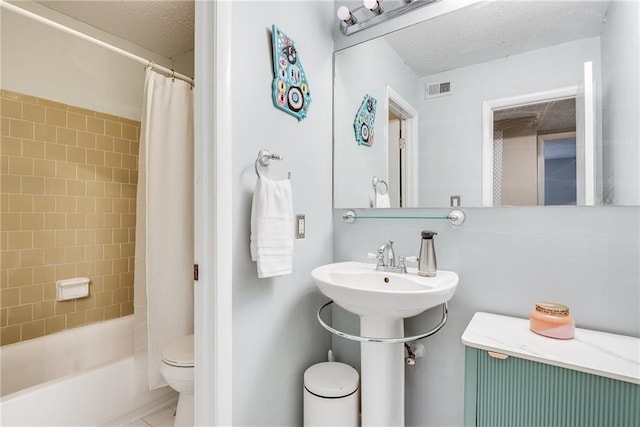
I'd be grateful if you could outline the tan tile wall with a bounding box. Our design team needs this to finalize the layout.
[0,89,139,345]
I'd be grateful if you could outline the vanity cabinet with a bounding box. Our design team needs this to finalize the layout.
[462,313,640,427]
[463,347,639,426]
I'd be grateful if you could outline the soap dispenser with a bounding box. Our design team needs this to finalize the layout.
[418,230,437,277]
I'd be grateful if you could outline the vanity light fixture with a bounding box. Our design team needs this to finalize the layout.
[338,0,440,36]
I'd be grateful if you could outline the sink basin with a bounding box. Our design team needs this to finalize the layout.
[311,261,458,318]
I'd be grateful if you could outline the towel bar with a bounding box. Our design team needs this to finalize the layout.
[342,209,465,226]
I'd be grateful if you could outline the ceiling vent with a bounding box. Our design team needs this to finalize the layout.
[425,82,451,99]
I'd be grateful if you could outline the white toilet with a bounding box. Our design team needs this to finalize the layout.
[160,334,194,426]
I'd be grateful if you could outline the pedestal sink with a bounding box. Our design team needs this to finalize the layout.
[311,261,458,427]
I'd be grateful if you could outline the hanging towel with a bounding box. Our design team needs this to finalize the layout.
[375,192,391,208]
[250,177,294,278]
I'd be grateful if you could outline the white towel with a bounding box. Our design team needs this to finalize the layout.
[250,177,294,278]
[375,192,391,208]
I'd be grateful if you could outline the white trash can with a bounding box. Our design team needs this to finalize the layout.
[303,362,360,426]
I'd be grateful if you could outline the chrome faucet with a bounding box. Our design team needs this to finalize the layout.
[378,240,396,268]
[374,240,408,273]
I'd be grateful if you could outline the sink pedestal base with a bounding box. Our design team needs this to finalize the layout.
[360,317,405,427]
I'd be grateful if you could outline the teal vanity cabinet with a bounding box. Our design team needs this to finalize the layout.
[462,313,640,427]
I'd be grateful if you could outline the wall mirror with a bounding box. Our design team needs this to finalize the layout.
[333,0,639,208]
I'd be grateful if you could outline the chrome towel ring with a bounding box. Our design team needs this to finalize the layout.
[372,176,388,195]
[254,149,290,179]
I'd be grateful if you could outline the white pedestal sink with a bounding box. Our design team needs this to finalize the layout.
[311,262,458,427]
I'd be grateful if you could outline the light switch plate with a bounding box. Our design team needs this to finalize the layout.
[296,214,305,239]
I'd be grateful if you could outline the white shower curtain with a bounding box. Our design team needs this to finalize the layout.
[134,68,194,390]
[493,130,503,206]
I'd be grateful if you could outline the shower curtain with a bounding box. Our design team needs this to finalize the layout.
[493,130,503,206]
[134,68,194,390]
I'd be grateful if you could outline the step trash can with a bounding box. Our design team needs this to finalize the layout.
[303,362,360,426]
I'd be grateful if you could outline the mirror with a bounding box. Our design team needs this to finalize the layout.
[333,0,639,208]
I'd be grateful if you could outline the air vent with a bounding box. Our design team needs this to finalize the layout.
[425,82,452,99]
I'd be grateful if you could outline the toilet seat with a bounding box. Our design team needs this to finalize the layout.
[162,334,194,367]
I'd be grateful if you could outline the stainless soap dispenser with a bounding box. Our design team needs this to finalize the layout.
[418,230,437,277]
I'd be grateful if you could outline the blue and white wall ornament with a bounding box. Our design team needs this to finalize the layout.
[354,94,377,146]
[271,25,311,121]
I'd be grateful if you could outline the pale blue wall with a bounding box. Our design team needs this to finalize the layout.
[601,0,640,205]
[229,1,334,424]
[332,206,640,426]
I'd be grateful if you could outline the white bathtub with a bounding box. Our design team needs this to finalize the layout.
[0,316,176,426]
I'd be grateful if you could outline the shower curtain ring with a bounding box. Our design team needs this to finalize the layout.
[171,69,175,82]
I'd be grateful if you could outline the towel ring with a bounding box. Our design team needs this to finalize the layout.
[372,176,388,195]
[255,149,290,179]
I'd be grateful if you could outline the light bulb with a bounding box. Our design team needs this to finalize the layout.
[364,0,379,10]
[364,0,383,15]
[337,5,357,25]
[337,6,352,21]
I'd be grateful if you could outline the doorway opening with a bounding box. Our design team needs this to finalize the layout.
[538,131,578,205]
[492,98,577,206]
[385,85,418,207]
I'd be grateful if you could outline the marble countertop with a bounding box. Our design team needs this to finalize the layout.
[461,312,640,385]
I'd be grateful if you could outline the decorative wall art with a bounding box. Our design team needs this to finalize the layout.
[271,25,312,121]
[354,94,377,146]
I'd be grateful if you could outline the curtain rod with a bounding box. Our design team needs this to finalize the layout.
[0,0,194,86]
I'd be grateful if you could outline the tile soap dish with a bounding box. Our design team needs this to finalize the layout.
[56,277,90,301]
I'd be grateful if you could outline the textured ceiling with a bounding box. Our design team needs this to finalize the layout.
[33,0,194,59]
[384,0,611,77]
[494,98,576,133]
[33,1,609,68]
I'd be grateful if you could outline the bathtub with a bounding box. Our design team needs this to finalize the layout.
[0,316,176,426]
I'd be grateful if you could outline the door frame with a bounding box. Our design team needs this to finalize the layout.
[385,85,419,207]
[194,1,233,424]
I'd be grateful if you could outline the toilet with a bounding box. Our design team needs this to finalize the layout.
[160,334,194,426]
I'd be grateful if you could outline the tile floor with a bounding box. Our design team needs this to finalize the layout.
[124,404,176,427]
